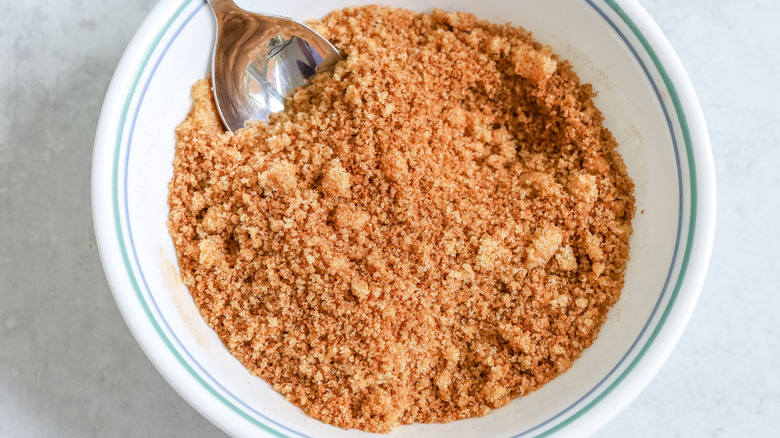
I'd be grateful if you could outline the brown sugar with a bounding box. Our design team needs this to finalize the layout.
[168,6,635,433]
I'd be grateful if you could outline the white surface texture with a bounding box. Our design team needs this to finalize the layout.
[0,1,776,437]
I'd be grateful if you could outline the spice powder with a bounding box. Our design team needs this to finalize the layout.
[168,6,635,433]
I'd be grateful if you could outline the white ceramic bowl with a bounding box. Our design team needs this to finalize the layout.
[92,0,716,436]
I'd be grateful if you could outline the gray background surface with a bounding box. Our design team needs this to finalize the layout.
[1,0,778,436]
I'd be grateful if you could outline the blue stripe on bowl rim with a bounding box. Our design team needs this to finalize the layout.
[109,0,698,436]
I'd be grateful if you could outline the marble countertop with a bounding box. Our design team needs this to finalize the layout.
[1,0,778,436]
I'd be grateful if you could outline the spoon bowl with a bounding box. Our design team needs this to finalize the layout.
[207,0,342,131]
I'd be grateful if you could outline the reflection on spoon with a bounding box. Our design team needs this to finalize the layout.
[207,0,342,131]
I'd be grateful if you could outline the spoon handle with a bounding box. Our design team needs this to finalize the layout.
[207,0,240,18]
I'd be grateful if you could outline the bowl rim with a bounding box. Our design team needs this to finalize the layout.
[91,0,716,436]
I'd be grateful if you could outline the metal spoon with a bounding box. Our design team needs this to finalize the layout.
[206,0,342,131]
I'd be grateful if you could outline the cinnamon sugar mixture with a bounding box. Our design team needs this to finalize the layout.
[168,6,634,433]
